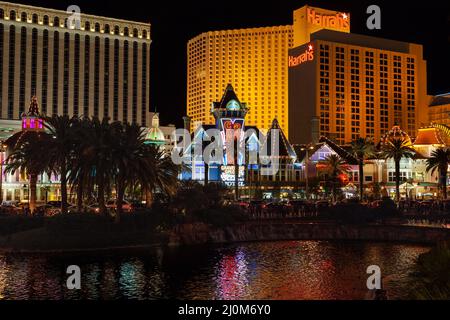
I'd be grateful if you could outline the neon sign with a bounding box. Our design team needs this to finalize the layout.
[289,44,314,68]
[307,8,350,30]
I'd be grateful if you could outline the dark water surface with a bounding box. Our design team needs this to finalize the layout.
[0,241,429,300]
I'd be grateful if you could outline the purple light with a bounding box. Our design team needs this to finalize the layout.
[30,119,35,129]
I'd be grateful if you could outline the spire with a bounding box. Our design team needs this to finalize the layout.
[28,95,40,116]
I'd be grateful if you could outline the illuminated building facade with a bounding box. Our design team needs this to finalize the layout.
[289,30,428,145]
[429,93,450,127]
[0,1,151,126]
[187,6,353,138]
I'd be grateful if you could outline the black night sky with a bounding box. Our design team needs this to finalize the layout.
[16,0,450,127]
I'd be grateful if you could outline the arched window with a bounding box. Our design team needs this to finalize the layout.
[133,28,138,37]
[142,30,147,39]
[0,9,4,19]
[32,13,38,23]
[53,16,60,26]
[9,10,16,21]
[104,24,110,33]
[21,12,27,22]
[114,25,119,35]
[95,23,100,32]
[43,15,49,25]
[84,21,90,31]
[124,27,129,36]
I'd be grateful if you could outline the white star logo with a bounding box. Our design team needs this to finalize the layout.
[342,13,348,20]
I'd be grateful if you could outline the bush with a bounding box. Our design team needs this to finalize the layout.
[191,206,247,227]
[409,241,450,299]
[0,215,44,236]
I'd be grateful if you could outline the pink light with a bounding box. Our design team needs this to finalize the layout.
[30,119,35,129]
[22,119,26,129]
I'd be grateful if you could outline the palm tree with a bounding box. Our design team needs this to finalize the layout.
[112,122,179,221]
[382,138,416,202]
[426,148,450,200]
[320,154,349,202]
[4,132,48,213]
[42,115,78,214]
[350,137,374,201]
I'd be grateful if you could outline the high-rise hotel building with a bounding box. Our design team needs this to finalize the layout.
[0,1,151,126]
[188,5,429,145]
[187,6,352,136]
[187,26,293,134]
[289,29,428,144]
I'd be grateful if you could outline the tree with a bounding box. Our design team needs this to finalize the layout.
[382,138,415,202]
[5,132,48,213]
[42,115,78,214]
[426,148,450,200]
[350,137,374,201]
[320,154,349,202]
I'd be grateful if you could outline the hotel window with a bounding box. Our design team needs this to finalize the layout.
[95,23,100,32]
[104,24,110,34]
[113,39,119,121]
[124,27,129,37]
[94,37,100,118]
[32,14,38,24]
[85,21,90,31]
[31,28,38,94]
[53,17,59,27]
[52,31,59,116]
[142,43,148,126]
[63,33,70,116]
[10,11,16,21]
[43,15,49,25]
[103,38,110,119]
[114,25,120,35]
[20,12,27,22]
[0,9,3,19]
[19,27,27,115]
[84,35,90,116]
[74,34,80,117]
[132,41,138,124]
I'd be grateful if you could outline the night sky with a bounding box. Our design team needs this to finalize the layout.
[16,0,450,127]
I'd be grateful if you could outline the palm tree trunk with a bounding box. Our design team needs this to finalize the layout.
[359,160,364,201]
[60,163,68,214]
[441,169,447,200]
[29,173,37,214]
[77,176,84,212]
[98,179,107,216]
[145,188,153,208]
[115,178,125,223]
[234,139,239,201]
[395,159,400,203]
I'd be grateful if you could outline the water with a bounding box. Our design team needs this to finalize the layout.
[0,241,429,300]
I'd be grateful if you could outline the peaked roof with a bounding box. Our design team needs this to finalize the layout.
[213,84,242,109]
[413,127,445,145]
[262,118,296,159]
[292,137,358,165]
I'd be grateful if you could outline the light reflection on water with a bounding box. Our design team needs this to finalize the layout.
[0,241,429,300]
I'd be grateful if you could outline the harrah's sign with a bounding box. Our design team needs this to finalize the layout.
[289,45,314,68]
[307,7,350,30]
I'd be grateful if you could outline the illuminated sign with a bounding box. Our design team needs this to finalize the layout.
[220,118,245,165]
[307,7,350,30]
[289,44,314,68]
[221,165,245,187]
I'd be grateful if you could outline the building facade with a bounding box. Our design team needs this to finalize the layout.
[289,30,428,145]
[187,6,354,138]
[0,1,151,126]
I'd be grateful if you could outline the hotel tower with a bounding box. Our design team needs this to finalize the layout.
[188,5,428,144]
[0,1,152,126]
